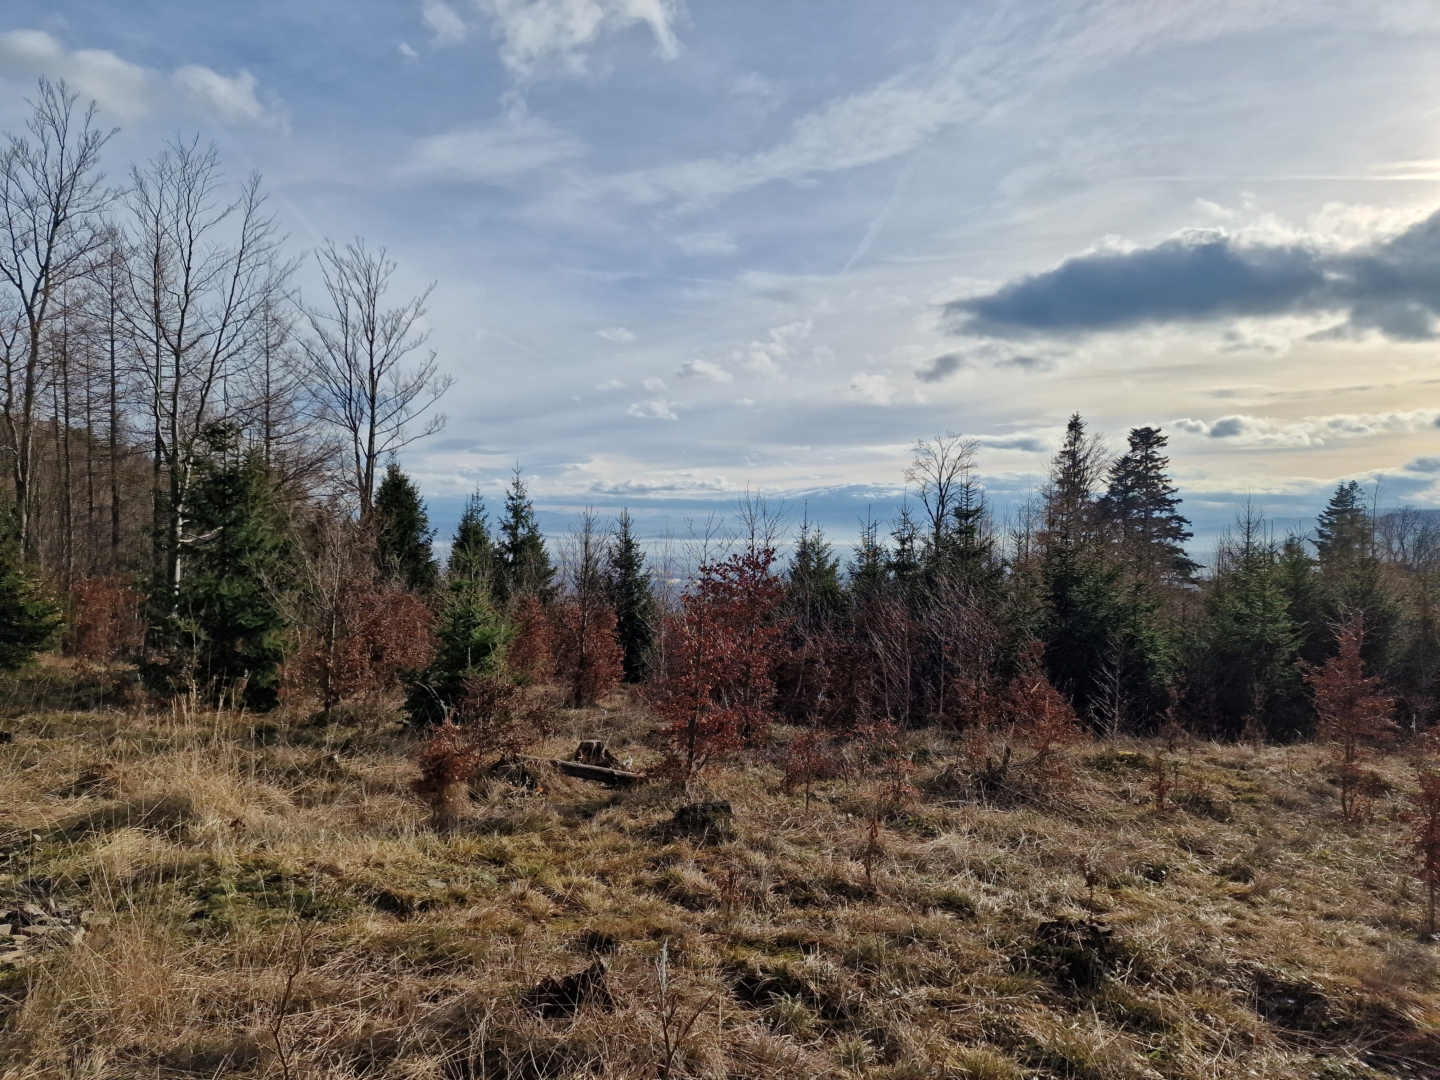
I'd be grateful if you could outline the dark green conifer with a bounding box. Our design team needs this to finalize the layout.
[1098,426,1197,581]
[448,490,496,588]
[496,467,553,603]
[604,509,655,682]
[0,529,61,671]
[375,463,439,593]
[153,427,292,710]
[404,591,511,727]
[847,511,889,600]
[787,515,843,628]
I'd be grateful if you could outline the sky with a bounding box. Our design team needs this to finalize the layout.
[4,1,1440,560]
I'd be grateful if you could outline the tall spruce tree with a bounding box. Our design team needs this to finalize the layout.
[1191,506,1301,738]
[448,490,496,588]
[604,509,655,682]
[1098,426,1197,582]
[787,516,844,629]
[496,467,554,603]
[375,463,439,593]
[848,512,889,601]
[150,427,292,710]
[1313,480,1397,669]
[1041,414,1172,727]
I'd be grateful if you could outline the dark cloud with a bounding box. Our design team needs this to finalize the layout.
[994,353,1056,372]
[947,210,1440,341]
[915,352,967,382]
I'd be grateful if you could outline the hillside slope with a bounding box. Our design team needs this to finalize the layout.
[0,664,1436,1079]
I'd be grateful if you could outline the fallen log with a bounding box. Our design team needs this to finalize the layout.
[519,756,643,787]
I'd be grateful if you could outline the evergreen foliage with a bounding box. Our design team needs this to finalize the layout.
[1098,426,1198,582]
[404,585,511,727]
[448,490,496,588]
[847,513,889,600]
[1190,507,1301,738]
[0,532,62,671]
[149,427,292,710]
[496,468,554,603]
[787,517,844,628]
[375,463,439,593]
[604,509,655,682]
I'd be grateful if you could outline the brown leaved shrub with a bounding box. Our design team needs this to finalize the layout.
[64,576,143,662]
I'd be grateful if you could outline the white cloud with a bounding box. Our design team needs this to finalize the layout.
[1171,409,1440,448]
[423,0,469,45]
[732,319,811,377]
[173,66,284,128]
[641,376,667,391]
[0,30,285,128]
[612,78,959,205]
[596,326,635,342]
[595,378,625,390]
[588,470,731,495]
[675,359,733,383]
[673,230,737,256]
[627,398,681,420]
[403,101,585,183]
[848,373,896,406]
[476,0,682,76]
[0,29,150,119]
[399,41,421,58]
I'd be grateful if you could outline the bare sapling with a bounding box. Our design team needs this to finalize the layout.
[1410,771,1440,935]
[412,721,482,829]
[1305,615,1397,822]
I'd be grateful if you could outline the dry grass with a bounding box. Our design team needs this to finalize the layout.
[0,661,1437,1078]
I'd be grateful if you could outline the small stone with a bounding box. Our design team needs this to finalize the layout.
[19,924,57,937]
[0,924,11,937]
[0,949,24,965]
[20,904,45,919]
[425,879,446,890]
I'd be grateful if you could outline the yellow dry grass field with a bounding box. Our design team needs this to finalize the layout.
[0,661,1436,1079]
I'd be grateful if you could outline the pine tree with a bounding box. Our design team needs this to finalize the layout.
[0,532,61,671]
[1191,506,1301,738]
[1041,415,1171,728]
[1098,426,1197,581]
[787,516,843,628]
[496,467,553,603]
[848,511,889,600]
[448,490,495,589]
[1312,481,1398,671]
[605,509,655,682]
[888,504,922,592]
[1315,481,1371,570]
[151,427,292,710]
[375,463,438,594]
[404,587,511,727]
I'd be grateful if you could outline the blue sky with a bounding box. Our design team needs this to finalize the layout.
[5,2,1440,558]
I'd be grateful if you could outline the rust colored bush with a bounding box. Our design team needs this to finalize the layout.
[1410,771,1440,934]
[508,595,554,685]
[649,545,785,783]
[64,576,142,662]
[956,641,1085,799]
[551,599,623,708]
[1306,615,1397,822]
[451,672,548,758]
[780,728,848,807]
[412,721,482,829]
[311,584,436,709]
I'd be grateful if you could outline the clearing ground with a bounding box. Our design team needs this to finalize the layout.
[0,662,1436,1079]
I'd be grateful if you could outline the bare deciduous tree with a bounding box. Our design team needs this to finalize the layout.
[301,239,450,518]
[905,432,978,556]
[123,136,289,593]
[0,78,114,551]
